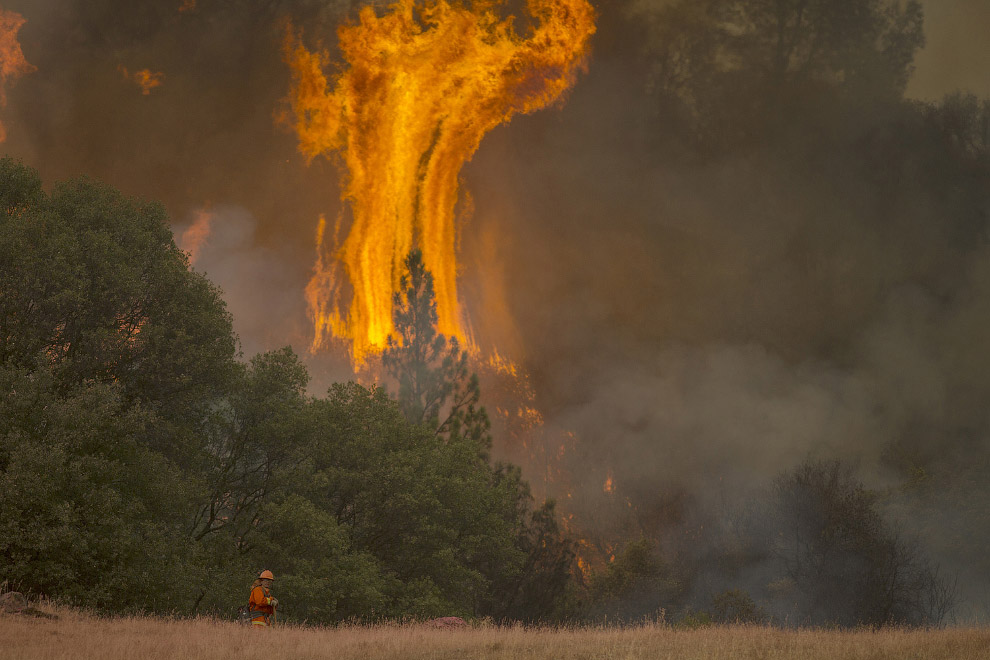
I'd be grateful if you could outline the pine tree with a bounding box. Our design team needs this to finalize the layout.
[382,250,491,452]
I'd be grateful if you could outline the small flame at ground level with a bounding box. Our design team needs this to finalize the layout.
[119,66,164,95]
[479,356,623,577]
[0,9,35,143]
[285,0,596,366]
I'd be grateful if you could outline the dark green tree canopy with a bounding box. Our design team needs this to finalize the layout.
[0,166,575,622]
[0,158,237,425]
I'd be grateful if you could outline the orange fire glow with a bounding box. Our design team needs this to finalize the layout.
[119,66,165,95]
[178,0,197,13]
[576,555,590,580]
[285,0,596,365]
[0,9,35,143]
[603,470,614,494]
[179,208,214,265]
[306,214,343,347]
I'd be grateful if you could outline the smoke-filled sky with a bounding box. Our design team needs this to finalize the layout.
[909,0,990,100]
[3,0,990,615]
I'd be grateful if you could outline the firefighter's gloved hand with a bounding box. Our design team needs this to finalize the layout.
[271,598,279,607]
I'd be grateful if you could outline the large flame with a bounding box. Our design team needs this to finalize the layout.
[285,0,596,365]
[0,9,35,143]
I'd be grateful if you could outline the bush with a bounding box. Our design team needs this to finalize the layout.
[710,589,766,624]
[759,460,955,627]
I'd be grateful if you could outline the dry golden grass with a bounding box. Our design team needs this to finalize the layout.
[4,607,990,660]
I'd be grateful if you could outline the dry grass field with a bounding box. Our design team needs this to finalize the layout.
[4,607,990,660]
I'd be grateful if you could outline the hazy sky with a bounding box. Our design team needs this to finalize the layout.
[910,0,990,99]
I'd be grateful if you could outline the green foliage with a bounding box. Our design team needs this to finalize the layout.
[0,165,573,624]
[0,158,238,463]
[192,347,312,545]
[251,495,387,622]
[0,159,236,611]
[590,539,662,600]
[243,381,512,620]
[677,609,714,629]
[710,589,767,624]
[0,157,43,213]
[480,467,576,622]
[585,538,681,623]
[0,361,198,611]
[379,251,576,622]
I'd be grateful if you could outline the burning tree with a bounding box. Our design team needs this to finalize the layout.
[383,250,490,449]
[379,249,576,620]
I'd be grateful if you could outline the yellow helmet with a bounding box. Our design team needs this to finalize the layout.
[259,570,274,580]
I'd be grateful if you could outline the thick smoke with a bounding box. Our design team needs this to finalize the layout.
[909,0,990,100]
[173,205,309,358]
[3,0,990,619]
[458,0,990,617]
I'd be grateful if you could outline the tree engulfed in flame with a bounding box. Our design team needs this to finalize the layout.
[0,9,35,143]
[285,0,596,365]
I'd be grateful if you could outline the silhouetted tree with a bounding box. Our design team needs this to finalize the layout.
[383,250,491,451]
[381,250,577,621]
[759,460,955,626]
[584,538,683,623]
[631,0,925,149]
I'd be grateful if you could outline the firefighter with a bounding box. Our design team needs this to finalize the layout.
[248,570,278,627]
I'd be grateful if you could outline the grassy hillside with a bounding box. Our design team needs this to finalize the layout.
[4,608,989,660]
